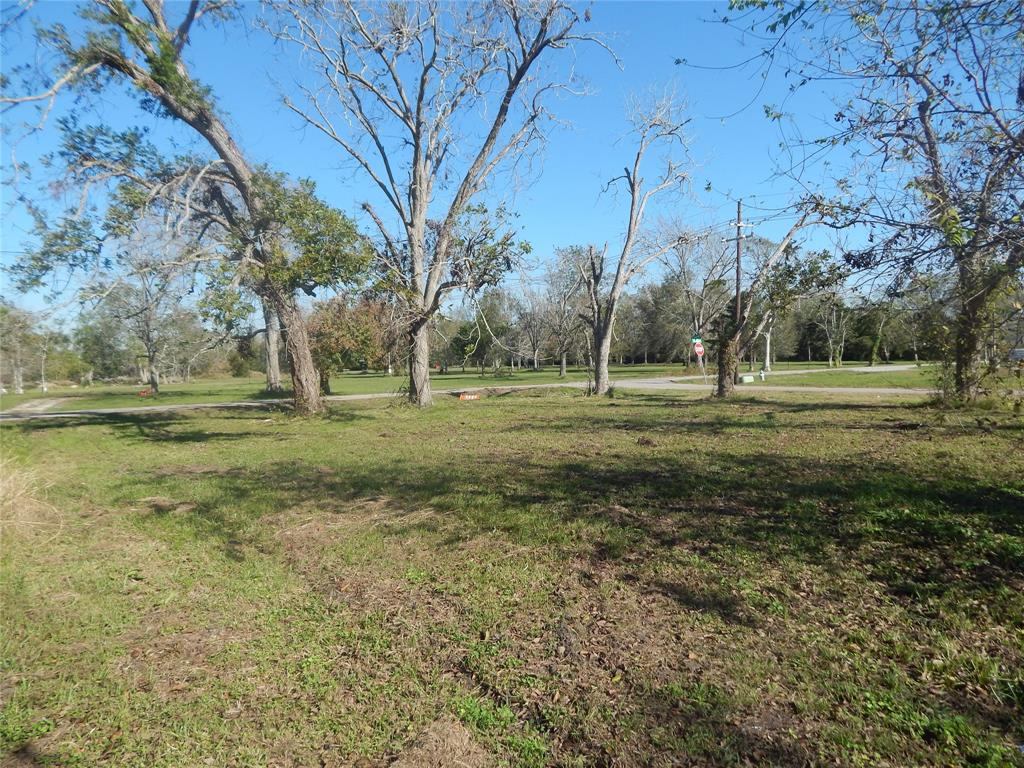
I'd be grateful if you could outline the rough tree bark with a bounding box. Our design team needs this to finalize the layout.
[953,276,986,399]
[262,299,283,393]
[273,293,323,414]
[409,322,433,408]
[147,355,160,393]
[716,332,740,398]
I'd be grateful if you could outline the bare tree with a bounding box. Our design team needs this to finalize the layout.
[0,304,34,395]
[575,97,689,395]
[814,292,852,369]
[543,257,584,377]
[511,286,550,371]
[269,0,600,405]
[661,226,734,347]
[90,225,214,394]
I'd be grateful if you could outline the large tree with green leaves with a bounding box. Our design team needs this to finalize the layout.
[735,0,1024,400]
[2,0,367,413]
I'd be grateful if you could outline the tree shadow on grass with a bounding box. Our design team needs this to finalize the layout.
[7,407,367,444]
[6,742,65,768]
[121,440,1022,608]
[101,403,1022,763]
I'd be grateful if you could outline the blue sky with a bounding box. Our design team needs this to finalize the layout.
[1,1,847,315]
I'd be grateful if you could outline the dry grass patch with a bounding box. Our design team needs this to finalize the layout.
[0,458,62,543]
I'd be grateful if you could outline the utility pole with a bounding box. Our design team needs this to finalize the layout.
[734,199,743,325]
[723,200,751,385]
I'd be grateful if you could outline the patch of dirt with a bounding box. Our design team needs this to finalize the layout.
[7,397,68,414]
[390,717,492,768]
[135,496,197,515]
[277,500,463,628]
[154,464,247,478]
[114,614,252,698]
[273,496,816,766]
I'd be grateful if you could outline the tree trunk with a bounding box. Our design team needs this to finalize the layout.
[13,362,24,395]
[319,367,332,395]
[716,337,739,397]
[409,321,432,406]
[593,325,613,396]
[953,299,984,400]
[148,356,160,394]
[869,321,884,366]
[763,328,772,372]
[263,300,284,393]
[533,350,540,371]
[274,295,323,415]
[559,351,567,378]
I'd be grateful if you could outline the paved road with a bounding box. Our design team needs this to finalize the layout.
[0,364,934,422]
[667,363,923,381]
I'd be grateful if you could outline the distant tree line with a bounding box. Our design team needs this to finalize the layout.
[1,1,1020,405]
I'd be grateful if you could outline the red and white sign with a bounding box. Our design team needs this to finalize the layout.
[693,341,705,357]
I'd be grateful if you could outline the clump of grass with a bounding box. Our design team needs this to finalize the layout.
[0,458,61,542]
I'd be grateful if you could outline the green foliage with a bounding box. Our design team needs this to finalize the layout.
[13,214,103,292]
[255,173,371,296]
[73,309,135,379]
[445,204,532,295]
[226,350,250,378]
[76,0,214,116]
[198,264,255,334]
[308,296,392,375]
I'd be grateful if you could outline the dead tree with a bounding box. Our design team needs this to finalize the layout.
[270,0,603,405]
[576,97,689,396]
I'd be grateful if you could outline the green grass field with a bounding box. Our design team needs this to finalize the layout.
[756,366,939,389]
[0,365,674,413]
[2,389,1021,766]
[0,361,926,413]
